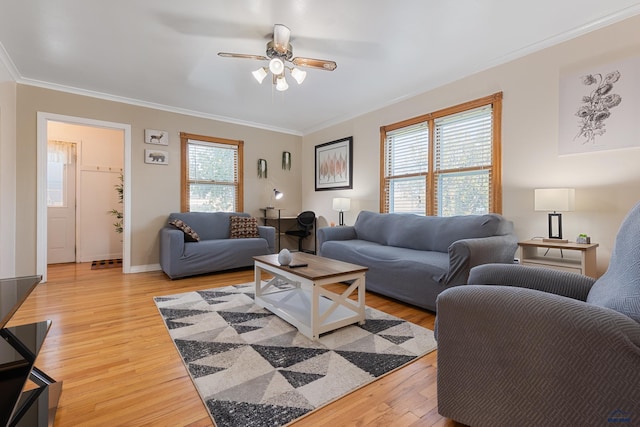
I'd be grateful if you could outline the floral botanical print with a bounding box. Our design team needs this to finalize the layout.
[574,70,622,144]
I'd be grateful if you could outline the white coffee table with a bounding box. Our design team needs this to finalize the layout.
[253,252,368,340]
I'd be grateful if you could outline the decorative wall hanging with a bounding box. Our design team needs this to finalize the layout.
[559,55,640,155]
[282,151,291,170]
[144,129,169,145]
[257,158,268,178]
[315,136,353,191]
[145,149,168,165]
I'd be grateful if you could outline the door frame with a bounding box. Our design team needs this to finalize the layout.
[37,112,131,282]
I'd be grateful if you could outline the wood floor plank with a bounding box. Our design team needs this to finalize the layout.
[7,263,464,426]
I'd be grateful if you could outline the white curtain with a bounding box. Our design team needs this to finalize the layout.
[47,140,75,207]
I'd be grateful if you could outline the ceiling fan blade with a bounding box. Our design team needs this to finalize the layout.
[218,52,268,61]
[292,57,337,71]
[272,24,291,54]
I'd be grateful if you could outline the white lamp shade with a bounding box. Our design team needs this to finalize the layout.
[275,76,289,91]
[252,67,268,84]
[534,188,575,212]
[291,67,307,84]
[273,189,283,200]
[332,197,351,212]
[269,58,285,75]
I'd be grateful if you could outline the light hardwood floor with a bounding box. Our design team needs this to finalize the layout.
[9,263,463,427]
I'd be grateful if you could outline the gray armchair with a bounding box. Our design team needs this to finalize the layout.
[435,202,640,427]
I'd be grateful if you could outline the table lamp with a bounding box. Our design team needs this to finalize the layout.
[332,197,351,226]
[267,188,283,209]
[534,188,575,243]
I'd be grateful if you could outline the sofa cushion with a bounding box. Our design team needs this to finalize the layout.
[354,211,505,253]
[168,212,250,241]
[393,213,505,252]
[229,216,260,239]
[169,218,200,242]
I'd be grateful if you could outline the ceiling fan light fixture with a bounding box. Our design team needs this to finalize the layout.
[275,75,289,91]
[269,58,285,75]
[252,67,268,84]
[290,67,307,84]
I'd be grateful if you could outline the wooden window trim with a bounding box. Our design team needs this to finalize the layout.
[380,92,502,215]
[179,132,244,212]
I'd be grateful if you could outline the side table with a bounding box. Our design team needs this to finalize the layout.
[1,276,62,427]
[518,240,599,278]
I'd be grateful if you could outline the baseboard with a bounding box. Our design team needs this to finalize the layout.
[128,263,161,273]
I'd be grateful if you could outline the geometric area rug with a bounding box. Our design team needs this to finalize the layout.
[154,282,437,427]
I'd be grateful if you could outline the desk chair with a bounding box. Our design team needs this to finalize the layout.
[285,211,315,253]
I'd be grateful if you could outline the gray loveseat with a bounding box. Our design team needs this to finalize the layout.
[159,212,275,279]
[317,210,518,311]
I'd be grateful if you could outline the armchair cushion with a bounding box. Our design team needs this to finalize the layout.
[586,201,640,323]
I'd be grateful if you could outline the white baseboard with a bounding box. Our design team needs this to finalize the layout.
[128,263,161,273]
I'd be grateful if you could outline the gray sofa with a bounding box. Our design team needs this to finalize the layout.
[435,200,640,426]
[317,210,518,311]
[159,212,275,279]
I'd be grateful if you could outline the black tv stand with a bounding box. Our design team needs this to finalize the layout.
[0,276,62,427]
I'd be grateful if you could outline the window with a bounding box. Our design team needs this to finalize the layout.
[381,92,502,216]
[47,140,75,207]
[180,132,244,212]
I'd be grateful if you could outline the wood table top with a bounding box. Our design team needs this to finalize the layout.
[253,253,367,281]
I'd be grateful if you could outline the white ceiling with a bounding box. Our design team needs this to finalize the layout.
[1,1,640,135]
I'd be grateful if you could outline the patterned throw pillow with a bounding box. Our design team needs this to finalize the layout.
[169,219,200,242]
[229,216,260,239]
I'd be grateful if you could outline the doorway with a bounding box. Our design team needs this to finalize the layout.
[37,112,131,282]
[47,139,77,264]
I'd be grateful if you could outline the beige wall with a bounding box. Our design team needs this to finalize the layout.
[302,14,640,275]
[0,76,17,278]
[13,86,302,274]
[5,14,640,276]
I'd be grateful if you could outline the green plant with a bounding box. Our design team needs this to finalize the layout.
[108,173,123,234]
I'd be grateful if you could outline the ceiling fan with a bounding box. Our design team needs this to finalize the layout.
[218,24,337,91]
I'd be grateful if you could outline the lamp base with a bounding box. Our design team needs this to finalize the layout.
[543,238,568,243]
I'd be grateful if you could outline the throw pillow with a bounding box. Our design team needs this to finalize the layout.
[169,219,200,242]
[229,216,260,239]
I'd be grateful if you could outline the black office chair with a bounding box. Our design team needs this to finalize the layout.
[285,211,316,253]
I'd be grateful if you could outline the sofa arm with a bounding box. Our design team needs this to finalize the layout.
[442,234,519,286]
[435,285,640,427]
[317,226,357,254]
[159,227,186,278]
[257,225,276,253]
[468,263,596,301]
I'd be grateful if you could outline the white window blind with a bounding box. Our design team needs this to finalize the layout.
[434,106,493,216]
[383,123,429,214]
[186,139,238,212]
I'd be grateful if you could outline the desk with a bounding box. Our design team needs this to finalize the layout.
[1,276,62,427]
[260,208,316,254]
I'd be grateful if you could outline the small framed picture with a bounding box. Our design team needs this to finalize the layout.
[145,149,168,165]
[144,129,169,145]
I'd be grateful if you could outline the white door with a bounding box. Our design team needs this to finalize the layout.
[47,142,77,264]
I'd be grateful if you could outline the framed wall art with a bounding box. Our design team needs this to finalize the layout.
[315,136,353,191]
[145,149,168,165]
[559,55,640,155]
[144,129,169,145]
